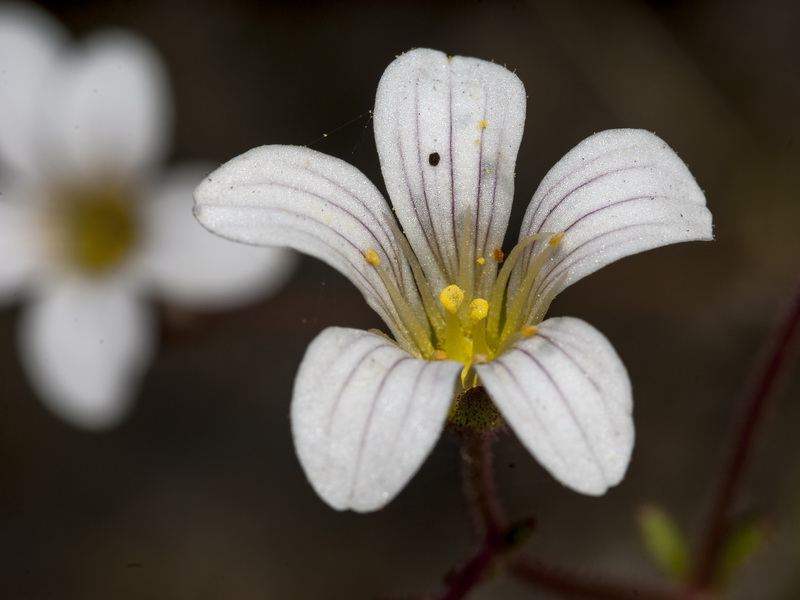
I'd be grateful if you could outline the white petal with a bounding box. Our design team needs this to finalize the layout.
[0,181,41,305]
[0,2,67,175]
[476,317,633,495]
[291,327,462,512]
[515,129,712,312]
[374,48,526,296]
[143,164,297,310]
[40,29,171,179]
[193,145,425,349]
[18,279,155,430]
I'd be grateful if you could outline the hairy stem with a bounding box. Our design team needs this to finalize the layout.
[460,431,507,538]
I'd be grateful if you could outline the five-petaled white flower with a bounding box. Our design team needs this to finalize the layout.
[194,48,713,512]
[0,3,295,429]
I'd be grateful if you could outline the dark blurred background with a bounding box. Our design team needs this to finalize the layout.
[1,0,798,598]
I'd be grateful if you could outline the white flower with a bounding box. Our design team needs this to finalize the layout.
[0,3,295,430]
[194,48,713,512]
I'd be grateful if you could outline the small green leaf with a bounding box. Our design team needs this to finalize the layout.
[636,503,690,579]
[717,519,769,587]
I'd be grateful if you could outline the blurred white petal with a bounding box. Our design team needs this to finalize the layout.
[476,317,634,495]
[41,30,171,179]
[374,48,526,296]
[0,2,66,175]
[513,129,713,312]
[194,145,426,347]
[0,182,41,305]
[292,327,462,512]
[144,164,297,310]
[18,279,155,430]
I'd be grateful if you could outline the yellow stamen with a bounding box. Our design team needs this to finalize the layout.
[364,248,381,265]
[485,232,551,345]
[440,285,465,314]
[521,325,538,337]
[367,249,434,357]
[433,349,448,360]
[472,353,488,365]
[529,270,570,325]
[470,299,490,359]
[382,214,445,337]
[469,298,489,324]
[501,232,566,340]
[457,208,475,314]
[548,231,565,248]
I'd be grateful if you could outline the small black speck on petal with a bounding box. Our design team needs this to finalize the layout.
[429,152,440,166]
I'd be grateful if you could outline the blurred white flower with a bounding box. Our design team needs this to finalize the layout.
[194,48,713,511]
[0,2,296,429]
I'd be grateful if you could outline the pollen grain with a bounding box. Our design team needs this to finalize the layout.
[439,285,465,314]
[364,248,381,265]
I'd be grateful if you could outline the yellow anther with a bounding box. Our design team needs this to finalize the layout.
[478,120,488,129]
[365,248,381,265]
[548,232,565,248]
[476,257,485,265]
[433,349,448,361]
[521,325,538,337]
[439,285,465,314]
[469,298,489,323]
[493,247,505,263]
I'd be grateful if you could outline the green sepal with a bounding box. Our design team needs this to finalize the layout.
[716,518,769,587]
[636,503,690,579]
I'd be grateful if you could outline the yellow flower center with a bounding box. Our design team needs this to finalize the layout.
[53,185,138,275]
[364,223,566,390]
[364,223,566,392]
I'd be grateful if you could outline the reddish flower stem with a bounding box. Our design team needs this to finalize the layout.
[439,536,507,600]
[509,556,699,600]
[689,280,800,588]
[459,432,507,538]
[436,430,509,600]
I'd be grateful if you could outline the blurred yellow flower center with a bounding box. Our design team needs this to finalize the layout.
[57,186,138,274]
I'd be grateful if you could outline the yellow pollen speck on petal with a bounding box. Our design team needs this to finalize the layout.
[478,120,488,129]
[493,247,505,263]
[364,248,381,265]
[476,257,485,265]
[439,285,465,314]
[448,56,454,62]
[521,325,538,337]
[484,168,491,175]
[433,349,448,361]
[469,298,489,323]
[548,232,565,248]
